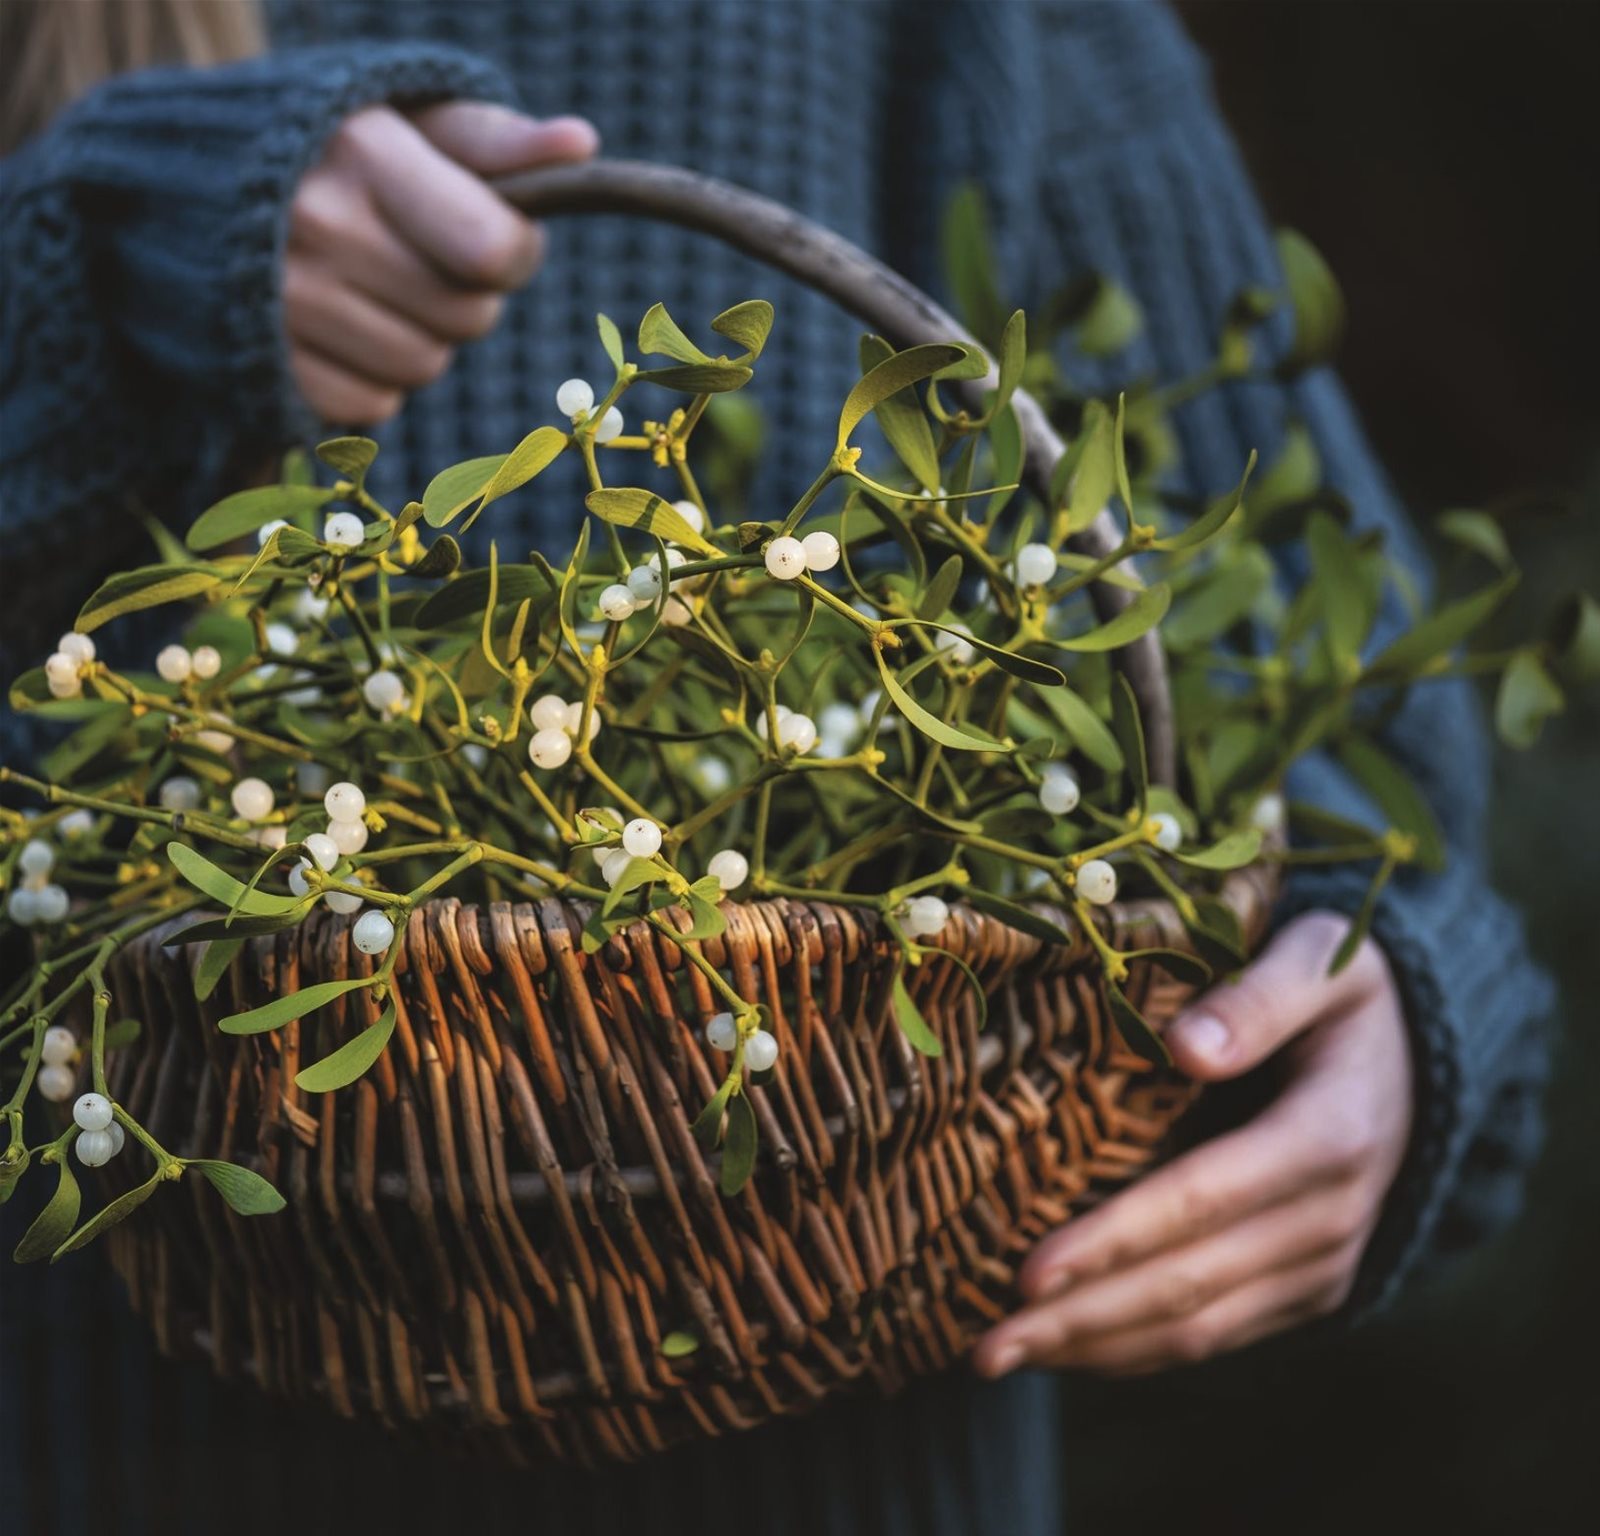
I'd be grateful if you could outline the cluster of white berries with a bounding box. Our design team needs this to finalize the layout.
[763,530,840,581]
[755,703,818,755]
[42,632,95,699]
[71,1092,126,1168]
[1012,541,1059,589]
[1037,764,1081,816]
[899,893,949,938]
[703,1012,779,1073]
[527,693,603,770]
[362,667,411,717]
[1074,858,1119,906]
[601,525,706,627]
[556,379,625,443]
[280,783,388,949]
[7,838,70,927]
[34,1026,79,1101]
[155,643,223,685]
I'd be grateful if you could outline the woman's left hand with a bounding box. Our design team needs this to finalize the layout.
[972,911,1413,1378]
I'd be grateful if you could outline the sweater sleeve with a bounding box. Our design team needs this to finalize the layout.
[0,41,512,694]
[998,2,1555,1313]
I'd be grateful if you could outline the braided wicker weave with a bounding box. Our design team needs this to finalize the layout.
[100,866,1274,1462]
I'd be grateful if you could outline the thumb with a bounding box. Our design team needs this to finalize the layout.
[1167,911,1376,1080]
[412,101,600,177]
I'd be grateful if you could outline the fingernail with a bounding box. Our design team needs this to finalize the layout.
[1173,1011,1230,1062]
[984,1342,1024,1378]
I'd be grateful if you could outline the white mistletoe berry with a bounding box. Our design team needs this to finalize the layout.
[744,1028,779,1073]
[904,894,950,937]
[707,848,748,893]
[251,826,288,851]
[37,1063,75,1102]
[352,910,395,955]
[598,583,636,621]
[1076,858,1118,906]
[324,782,366,823]
[57,632,95,664]
[662,595,694,626]
[530,694,569,732]
[626,564,662,603]
[817,702,860,756]
[106,1122,125,1157]
[594,405,625,444]
[1038,766,1080,816]
[288,860,312,898]
[158,776,202,813]
[562,700,601,741]
[155,644,193,683]
[764,536,807,580]
[190,644,222,680]
[44,651,81,687]
[1014,542,1058,588]
[528,728,573,770]
[556,377,595,417]
[699,756,732,793]
[1149,812,1183,852]
[326,816,368,856]
[303,832,339,872]
[18,839,54,879]
[7,887,40,926]
[291,587,330,627]
[778,712,818,754]
[73,1092,113,1132]
[363,668,406,713]
[264,622,298,658]
[323,512,365,550]
[705,1012,738,1052]
[230,777,274,822]
[801,530,840,572]
[672,498,706,535]
[34,884,69,924]
[324,889,363,916]
[75,1128,115,1168]
[622,818,662,858]
[1251,793,1286,834]
[935,625,976,665]
[599,848,634,888]
[755,703,792,740]
[58,809,94,840]
[41,1026,76,1066]
[193,729,235,756]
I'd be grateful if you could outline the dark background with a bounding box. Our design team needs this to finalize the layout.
[1062,4,1599,1531]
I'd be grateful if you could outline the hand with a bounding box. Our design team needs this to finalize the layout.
[285,101,599,425]
[972,911,1413,1378]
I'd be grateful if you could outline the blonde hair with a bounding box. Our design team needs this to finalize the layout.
[1,0,265,155]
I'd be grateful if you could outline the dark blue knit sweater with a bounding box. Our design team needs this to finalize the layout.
[0,3,1554,1534]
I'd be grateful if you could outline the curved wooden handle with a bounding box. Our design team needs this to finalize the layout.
[493,158,1176,784]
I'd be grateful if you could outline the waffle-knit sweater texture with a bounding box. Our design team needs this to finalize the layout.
[0,4,1554,1534]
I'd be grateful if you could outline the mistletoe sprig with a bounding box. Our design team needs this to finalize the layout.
[3,258,1592,1254]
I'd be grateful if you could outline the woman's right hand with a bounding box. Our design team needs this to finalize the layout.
[285,101,598,425]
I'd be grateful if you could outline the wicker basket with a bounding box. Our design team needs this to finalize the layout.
[89,163,1278,1462]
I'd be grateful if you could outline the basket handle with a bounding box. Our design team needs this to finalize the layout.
[493,159,1176,784]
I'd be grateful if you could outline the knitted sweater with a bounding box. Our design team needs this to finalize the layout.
[0,3,1554,1534]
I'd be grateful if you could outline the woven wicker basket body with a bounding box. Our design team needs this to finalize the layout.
[84,161,1278,1462]
[99,869,1273,1463]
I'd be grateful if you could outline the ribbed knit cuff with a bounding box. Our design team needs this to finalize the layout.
[1276,850,1556,1318]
